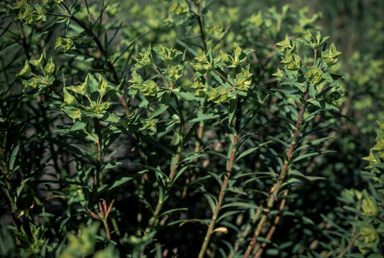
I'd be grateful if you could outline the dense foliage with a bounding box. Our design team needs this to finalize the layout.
[1,0,383,257]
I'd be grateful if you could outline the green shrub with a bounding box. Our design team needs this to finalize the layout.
[0,0,383,257]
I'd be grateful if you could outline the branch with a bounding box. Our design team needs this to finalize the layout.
[168,94,185,182]
[253,189,289,258]
[243,92,309,258]
[198,98,242,258]
[214,69,235,90]
[337,234,360,257]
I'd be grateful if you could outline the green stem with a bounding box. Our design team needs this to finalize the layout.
[243,92,309,258]
[111,217,124,245]
[169,94,185,182]
[94,118,103,186]
[144,201,163,234]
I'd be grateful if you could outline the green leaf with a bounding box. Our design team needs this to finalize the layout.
[235,141,271,163]
[9,145,20,171]
[178,219,209,227]
[17,60,31,77]
[62,87,78,106]
[217,210,242,222]
[112,31,149,65]
[71,121,87,131]
[55,35,75,53]
[221,202,262,210]
[96,73,111,97]
[149,104,169,119]
[292,150,336,163]
[266,249,279,256]
[66,75,91,96]
[142,137,176,155]
[292,136,334,155]
[187,113,220,123]
[288,170,326,181]
[367,254,383,258]
[61,106,81,120]
[29,53,45,68]
[302,216,315,225]
[198,187,217,214]
[16,176,33,200]
[44,57,55,75]
[343,206,362,215]
[179,154,205,164]
[159,208,188,217]
[43,136,95,162]
[182,46,188,62]
[102,112,119,122]
[153,46,182,62]
[132,45,153,70]
[31,180,90,188]
[320,214,349,234]
[104,162,122,169]
[98,173,143,192]
[173,90,201,101]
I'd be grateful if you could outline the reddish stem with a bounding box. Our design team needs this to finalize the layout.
[243,92,308,258]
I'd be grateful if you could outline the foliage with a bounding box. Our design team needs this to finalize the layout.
[0,0,383,257]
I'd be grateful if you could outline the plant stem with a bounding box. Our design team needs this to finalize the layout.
[198,97,242,257]
[152,66,171,89]
[337,233,360,257]
[198,134,239,258]
[169,94,185,182]
[144,201,163,234]
[194,117,204,159]
[243,92,309,258]
[45,12,68,18]
[228,208,263,258]
[296,53,307,67]
[196,13,207,50]
[104,221,111,242]
[253,189,289,258]
[94,118,103,186]
[111,217,124,245]
[213,69,235,90]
